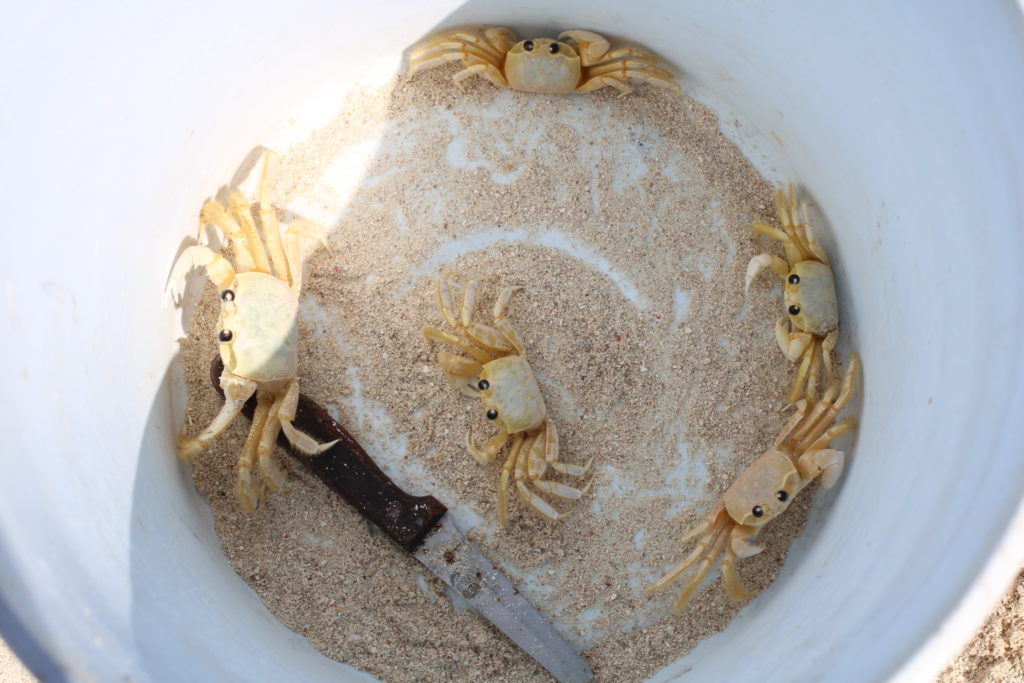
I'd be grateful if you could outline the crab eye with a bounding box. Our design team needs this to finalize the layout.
[221,289,235,302]
[523,40,534,51]
[776,490,789,502]
[548,42,559,54]
[486,409,498,420]
[788,274,800,285]
[478,379,490,390]
[788,304,801,316]
[752,505,764,518]
[218,329,233,343]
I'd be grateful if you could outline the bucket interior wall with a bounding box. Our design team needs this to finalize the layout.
[3,1,1024,681]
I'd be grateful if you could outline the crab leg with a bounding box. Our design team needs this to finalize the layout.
[789,342,815,405]
[795,359,850,442]
[514,435,566,521]
[721,542,756,601]
[821,329,838,381]
[528,420,592,478]
[282,219,330,294]
[752,220,791,244]
[492,286,526,353]
[791,354,859,451]
[671,526,730,612]
[236,390,273,513]
[413,30,508,61]
[526,422,550,478]
[422,327,493,364]
[584,59,676,83]
[409,51,493,79]
[530,478,590,500]
[754,219,805,267]
[465,323,518,355]
[460,279,479,328]
[559,30,664,69]
[467,427,508,465]
[165,245,238,305]
[600,46,660,62]
[435,278,461,329]
[646,512,725,593]
[411,42,503,68]
[252,151,292,286]
[199,200,257,273]
[773,399,809,448]
[804,416,856,454]
[805,338,823,402]
[788,380,837,446]
[524,424,590,499]
[575,75,634,95]
[646,519,728,600]
[256,396,286,492]
[409,31,506,80]
[454,63,510,89]
[548,459,593,476]
[226,192,272,275]
[679,504,726,545]
[482,27,516,54]
[801,207,830,265]
[577,66,679,94]
[178,374,257,461]
[776,186,820,263]
[257,204,291,286]
[278,379,339,455]
[515,481,565,521]
[497,433,527,526]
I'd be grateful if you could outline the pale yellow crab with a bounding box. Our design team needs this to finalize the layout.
[647,353,859,613]
[422,278,591,525]
[746,184,839,404]
[408,27,680,95]
[165,150,336,512]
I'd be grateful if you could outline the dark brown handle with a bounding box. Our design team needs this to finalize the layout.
[211,358,447,552]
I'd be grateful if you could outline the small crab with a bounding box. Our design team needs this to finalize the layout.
[746,184,839,403]
[408,26,680,95]
[422,278,591,525]
[647,353,859,612]
[166,150,336,512]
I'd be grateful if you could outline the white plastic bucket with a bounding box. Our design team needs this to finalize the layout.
[3,1,1023,681]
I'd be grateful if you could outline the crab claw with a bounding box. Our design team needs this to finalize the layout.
[558,29,610,64]
[744,253,790,295]
[731,536,765,559]
[817,449,846,489]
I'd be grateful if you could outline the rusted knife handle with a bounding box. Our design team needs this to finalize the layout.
[211,358,447,552]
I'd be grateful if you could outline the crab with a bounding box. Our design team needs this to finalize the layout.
[407,26,680,95]
[422,278,592,525]
[746,184,839,404]
[165,150,336,512]
[646,353,859,613]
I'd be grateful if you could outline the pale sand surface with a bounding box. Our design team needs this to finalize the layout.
[5,61,1019,683]
[0,575,1021,682]
[170,66,1021,682]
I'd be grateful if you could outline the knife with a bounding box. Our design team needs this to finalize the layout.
[209,358,593,682]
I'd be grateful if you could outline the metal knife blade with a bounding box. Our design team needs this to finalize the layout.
[415,514,592,683]
[209,358,592,682]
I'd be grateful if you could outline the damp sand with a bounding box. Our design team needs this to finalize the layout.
[178,67,828,681]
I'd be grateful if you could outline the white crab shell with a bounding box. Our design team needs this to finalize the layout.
[218,271,298,382]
